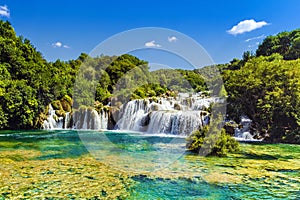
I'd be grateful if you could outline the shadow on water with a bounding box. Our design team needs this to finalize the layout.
[241,152,294,160]
[239,143,300,160]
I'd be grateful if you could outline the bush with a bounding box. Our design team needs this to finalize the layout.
[283,129,300,144]
[186,126,240,157]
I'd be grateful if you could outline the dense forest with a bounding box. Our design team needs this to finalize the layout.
[221,29,300,143]
[0,20,299,144]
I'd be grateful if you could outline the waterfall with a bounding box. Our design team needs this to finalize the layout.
[42,104,64,130]
[116,94,215,136]
[146,111,202,135]
[71,108,109,130]
[91,109,108,130]
[234,116,255,141]
[117,100,150,131]
[64,112,70,129]
[42,94,216,135]
[99,110,109,129]
[43,104,109,130]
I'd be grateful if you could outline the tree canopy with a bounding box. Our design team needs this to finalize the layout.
[256,29,300,60]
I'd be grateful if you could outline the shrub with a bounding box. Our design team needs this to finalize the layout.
[186,126,240,157]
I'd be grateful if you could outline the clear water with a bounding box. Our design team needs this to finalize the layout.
[0,130,299,199]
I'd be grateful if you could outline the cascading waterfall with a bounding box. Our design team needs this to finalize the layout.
[91,109,108,130]
[42,104,109,130]
[116,94,215,135]
[42,94,216,136]
[146,111,203,135]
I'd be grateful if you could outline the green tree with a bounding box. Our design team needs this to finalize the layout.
[256,29,300,60]
[186,126,240,157]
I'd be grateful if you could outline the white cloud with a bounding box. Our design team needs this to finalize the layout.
[52,42,70,48]
[227,19,269,35]
[144,40,161,47]
[0,5,10,18]
[245,34,265,42]
[63,45,70,49]
[168,36,178,42]
[52,42,62,48]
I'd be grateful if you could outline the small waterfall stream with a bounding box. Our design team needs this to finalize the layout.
[233,116,261,141]
[43,104,64,130]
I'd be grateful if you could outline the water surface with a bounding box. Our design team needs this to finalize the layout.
[0,130,299,199]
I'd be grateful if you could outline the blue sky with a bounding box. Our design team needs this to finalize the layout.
[1,0,300,67]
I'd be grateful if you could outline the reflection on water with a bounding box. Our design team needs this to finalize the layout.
[0,130,299,199]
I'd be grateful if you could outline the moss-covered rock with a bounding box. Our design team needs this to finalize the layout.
[51,100,62,111]
[224,121,238,136]
[174,103,181,110]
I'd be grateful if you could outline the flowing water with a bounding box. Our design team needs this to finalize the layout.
[0,130,299,199]
[43,95,217,136]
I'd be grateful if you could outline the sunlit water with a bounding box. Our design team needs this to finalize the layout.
[0,130,299,199]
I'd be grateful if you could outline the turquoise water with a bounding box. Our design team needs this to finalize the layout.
[0,130,299,199]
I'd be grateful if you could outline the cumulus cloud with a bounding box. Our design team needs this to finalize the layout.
[52,42,70,49]
[0,5,10,18]
[144,40,161,47]
[227,19,269,35]
[245,34,265,42]
[168,36,178,42]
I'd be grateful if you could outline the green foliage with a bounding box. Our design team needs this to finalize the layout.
[105,54,148,86]
[186,126,240,157]
[256,29,300,60]
[131,83,168,100]
[3,80,39,129]
[284,129,300,144]
[151,69,207,93]
[0,20,83,129]
[223,55,300,143]
[196,65,224,96]
[177,69,207,92]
